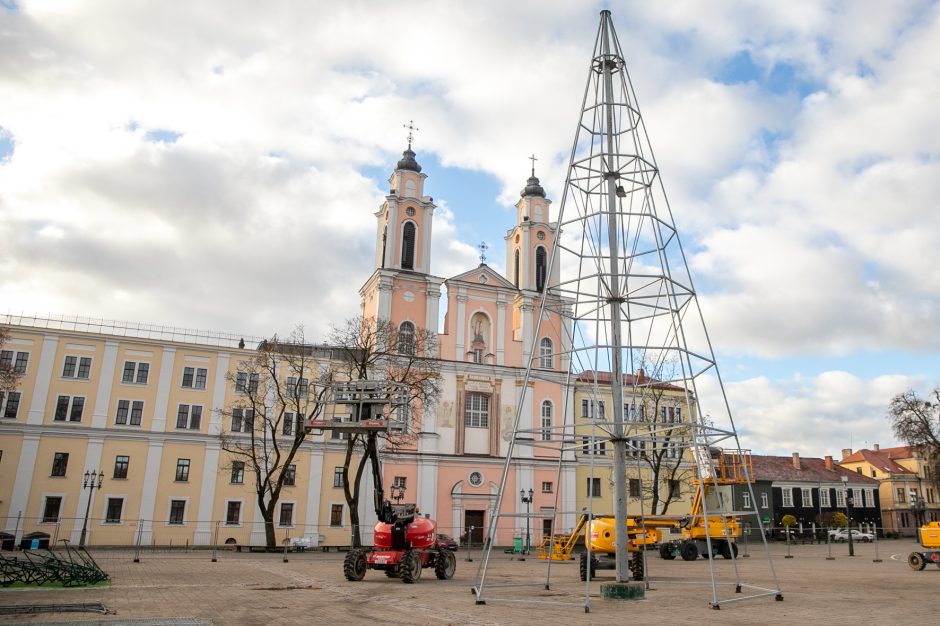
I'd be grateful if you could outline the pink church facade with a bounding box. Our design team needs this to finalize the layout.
[359,144,578,545]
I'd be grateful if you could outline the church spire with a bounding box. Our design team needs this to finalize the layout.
[520,153,545,198]
[397,120,422,172]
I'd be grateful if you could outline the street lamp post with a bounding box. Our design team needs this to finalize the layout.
[79,470,104,547]
[520,488,533,555]
[841,475,854,557]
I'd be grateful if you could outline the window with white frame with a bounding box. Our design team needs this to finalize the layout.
[865,488,874,508]
[586,477,601,497]
[333,467,344,488]
[659,405,681,423]
[580,399,605,420]
[581,436,606,456]
[175,459,190,482]
[231,461,245,484]
[181,366,208,390]
[820,488,831,507]
[540,400,552,441]
[392,476,406,489]
[51,452,69,477]
[761,492,769,508]
[231,408,254,433]
[42,496,62,523]
[836,488,846,507]
[1,349,29,375]
[121,361,149,384]
[279,502,294,527]
[782,488,793,507]
[105,497,124,523]
[397,321,415,355]
[235,372,259,393]
[743,491,751,509]
[1,391,21,419]
[541,481,553,493]
[286,376,309,400]
[624,402,645,422]
[54,395,85,422]
[176,404,202,430]
[62,355,92,379]
[801,487,812,507]
[330,503,343,526]
[538,337,553,369]
[226,501,241,525]
[464,392,489,428]
[626,438,646,458]
[115,399,144,426]
[168,499,186,524]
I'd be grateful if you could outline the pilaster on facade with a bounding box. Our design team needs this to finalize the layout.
[137,439,165,545]
[304,447,324,545]
[208,353,230,437]
[455,293,468,357]
[194,443,221,545]
[27,334,58,425]
[90,340,119,429]
[152,346,176,433]
[495,300,507,365]
[5,433,41,533]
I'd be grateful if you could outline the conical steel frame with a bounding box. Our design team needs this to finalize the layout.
[472,9,783,612]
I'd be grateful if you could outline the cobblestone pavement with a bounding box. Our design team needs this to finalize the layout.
[1,540,937,625]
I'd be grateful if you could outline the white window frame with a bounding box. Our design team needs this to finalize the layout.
[62,355,93,379]
[801,487,812,507]
[115,399,144,426]
[181,366,208,390]
[538,337,553,369]
[231,407,255,433]
[836,488,846,507]
[235,372,259,394]
[541,481,553,493]
[40,493,66,524]
[781,488,793,507]
[278,500,296,528]
[540,400,552,441]
[865,488,874,508]
[166,497,189,526]
[761,492,769,508]
[820,488,830,507]
[1,390,22,419]
[102,495,126,525]
[225,499,244,526]
[53,395,85,422]
[175,403,203,430]
[1,349,30,375]
[121,360,150,385]
[742,491,751,509]
[464,392,489,428]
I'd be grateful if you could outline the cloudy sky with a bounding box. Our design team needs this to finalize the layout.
[2,0,938,458]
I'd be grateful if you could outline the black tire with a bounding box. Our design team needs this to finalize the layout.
[659,543,676,560]
[908,552,926,571]
[630,551,644,581]
[343,549,367,581]
[400,549,422,584]
[680,541,698,561]
[435,549,456,580]
[579,552,597,581]
[384,566,399,578]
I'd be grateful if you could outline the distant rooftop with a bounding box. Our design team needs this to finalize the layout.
[3,312,265,350]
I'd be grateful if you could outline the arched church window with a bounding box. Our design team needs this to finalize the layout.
[535,246,547,292]
[514,249,520,288]
[539,337,553,369]
[540,400,553,441]
[397,321,415,355]
[401,222,416,270]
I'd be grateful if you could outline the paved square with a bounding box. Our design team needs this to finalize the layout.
[1,539,937,625]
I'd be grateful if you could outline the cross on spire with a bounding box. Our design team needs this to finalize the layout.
[403,120,419,149]
[478,241,489,264]
[529,153,538,176]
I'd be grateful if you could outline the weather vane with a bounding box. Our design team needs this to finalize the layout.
[528,153,537,176]
[478,241,489,264]
[404,120,419,149]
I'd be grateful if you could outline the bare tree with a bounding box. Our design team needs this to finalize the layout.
[328,316,442,548]
[888,388,940,492]
[1,325,25,393]
[219,326,332,549]
[624,366,694,515]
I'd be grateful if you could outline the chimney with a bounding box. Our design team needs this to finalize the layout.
[792,452,801,470]
[873,443,880,452]
[636,368,645,381]
[825,455,833,470]
[841,448,852,460]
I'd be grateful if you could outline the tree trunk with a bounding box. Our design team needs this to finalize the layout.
[264,515,277,550]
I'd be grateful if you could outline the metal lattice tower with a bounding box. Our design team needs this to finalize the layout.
[473,10,782,611]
